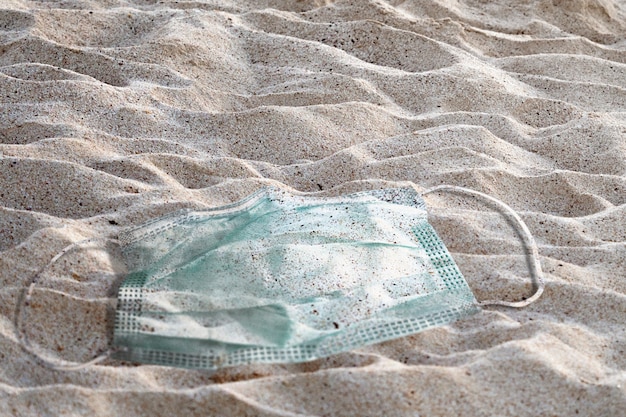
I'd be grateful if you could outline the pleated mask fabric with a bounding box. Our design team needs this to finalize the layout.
[112,187,480,369]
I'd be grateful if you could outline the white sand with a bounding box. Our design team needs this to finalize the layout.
[1,0,625,415]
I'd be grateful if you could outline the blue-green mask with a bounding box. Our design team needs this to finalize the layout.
[17,185,544,370]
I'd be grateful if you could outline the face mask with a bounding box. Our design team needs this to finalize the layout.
[16,185,544,371]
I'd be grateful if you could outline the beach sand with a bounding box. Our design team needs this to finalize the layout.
[1,0,625,415]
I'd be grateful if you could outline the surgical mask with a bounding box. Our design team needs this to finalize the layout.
[15,185,544,371]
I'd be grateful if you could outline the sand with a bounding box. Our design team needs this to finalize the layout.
[1,0,625,415]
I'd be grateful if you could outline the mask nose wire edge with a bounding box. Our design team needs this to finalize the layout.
[15,237,121,371]
[421,184,545,308]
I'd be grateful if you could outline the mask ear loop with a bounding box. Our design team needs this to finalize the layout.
[15,237,121,371]
[422,185,545,308]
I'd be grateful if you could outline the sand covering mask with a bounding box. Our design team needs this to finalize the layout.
[16,185,544,371]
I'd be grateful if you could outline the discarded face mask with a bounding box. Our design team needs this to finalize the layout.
[16,185,544,371]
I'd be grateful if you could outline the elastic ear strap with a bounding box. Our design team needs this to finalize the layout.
[422,185,545,308]
[15,237,120,371]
